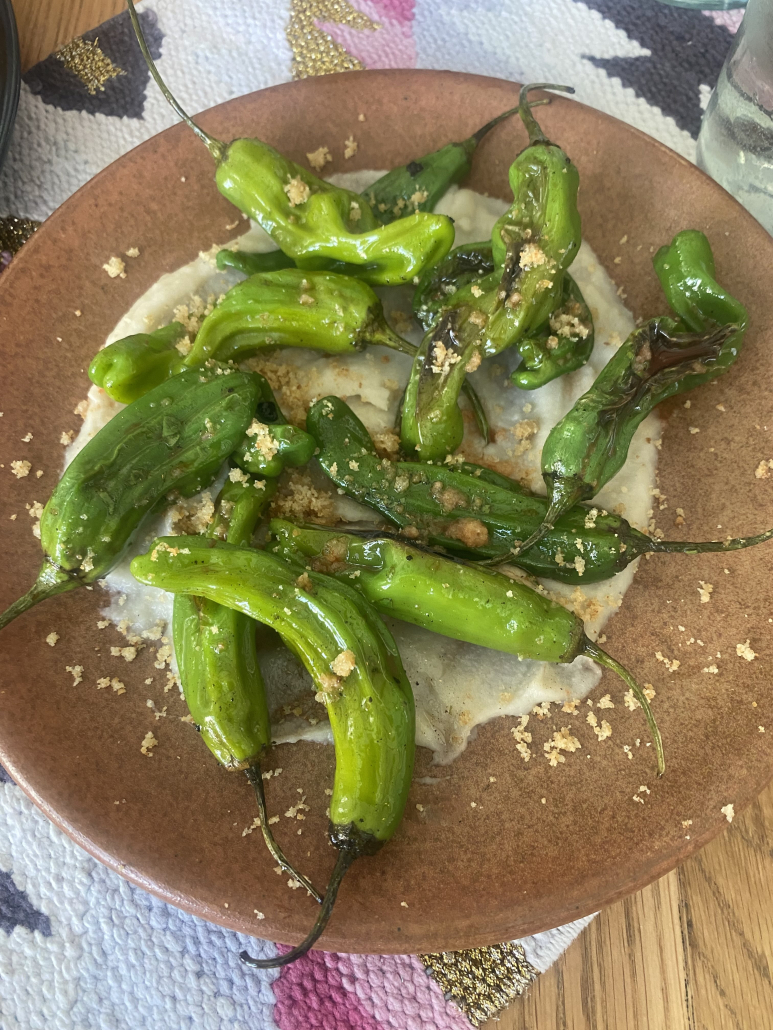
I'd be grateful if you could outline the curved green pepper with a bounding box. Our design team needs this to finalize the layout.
[365,107,518,225]
[517,231,748,554]
[172,474,321,900]
[173,476,277,770]
[401,84,582,459]
[510,273,594,389]
[0,367,261,630]
[309,395,773,583]
[185,268,415,367]
[131,535,415,967]
[88,322,187,404]
[127,0,452,287]
[267,520,663,775]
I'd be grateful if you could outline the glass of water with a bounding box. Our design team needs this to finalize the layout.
[696,0,773,234]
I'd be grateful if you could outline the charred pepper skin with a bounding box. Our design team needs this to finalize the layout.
[517,231,748,554]
[308,396,773,582]
[401,84,582,460]
[0,367,262,631]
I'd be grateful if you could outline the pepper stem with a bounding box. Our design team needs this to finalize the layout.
[583,638,665,777]
[652,524,773,556]
[0,576,77,632]
[461,380,492,444]
[244,766,323,905]
[518,83,575,146]
[126,0,227,163]
[240,847,355,968]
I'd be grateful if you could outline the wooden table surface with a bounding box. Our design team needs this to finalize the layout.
[9,2,773,1027]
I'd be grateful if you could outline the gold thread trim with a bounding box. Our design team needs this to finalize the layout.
[286,0,380,80]
[55,37,126,96]
[420,942,538,1026]
[0,216,40,255]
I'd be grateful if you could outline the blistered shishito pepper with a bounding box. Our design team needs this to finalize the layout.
[172,474,322,901]
[401,84,582,459]
[131,535,415,968]
[267,519,664,776]
[516,231,748,554]
[364,107,518,224]
[128,0,453,286]
[185,268,417,366]
[88,322,187,404]
[308,396,773,582]
[413,242,496,331]
[0,367,261,631]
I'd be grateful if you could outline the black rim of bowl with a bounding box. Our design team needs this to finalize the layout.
[0,0,20,175]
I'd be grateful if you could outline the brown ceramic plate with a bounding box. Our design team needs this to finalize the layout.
[1,70,772,955]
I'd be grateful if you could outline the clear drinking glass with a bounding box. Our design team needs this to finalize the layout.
[696,0,773,234]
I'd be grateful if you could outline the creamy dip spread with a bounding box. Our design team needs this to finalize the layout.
[67,172,659,764]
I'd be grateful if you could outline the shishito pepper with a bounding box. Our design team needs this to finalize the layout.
[267,519,664,775]
[516,231,748,555]
[0,366,261,630]
[131,535,415,968]
[172,473,322,901]
[185,268,417,366]
[364,106,519,224]
[91,267,417,405]
[88,322,188,405]
[401,84,582,459]
[308,396,773,582]
[128,0,453,286]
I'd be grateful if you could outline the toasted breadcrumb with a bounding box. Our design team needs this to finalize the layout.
[60,430,75,446]
[519,243,548,269]
[655,651,680,672]
[125,247,140,258]
[698,581,713,604]
[331,650,356,679]
[444,518,489,548]
[736,640,757,661]
[721,803,734,823]
[246,420,280,462]
[755,459,773,479]
[587,711,612,741]
[110,646,138,662]
[511,716,532,762]
[140,731,158,756]
[10,460,31,478]
[544,726,581,766]
[103,256,126,279]
[344,135,358,159]
[270,469,336,525]
[597,695,614,709]
[284,177,310,206]
[46,633,59,647]
[66,665,84,685]
[307,146,332,171]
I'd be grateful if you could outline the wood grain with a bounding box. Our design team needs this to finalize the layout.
[9,0,773,1025]
[12,0,124,71]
